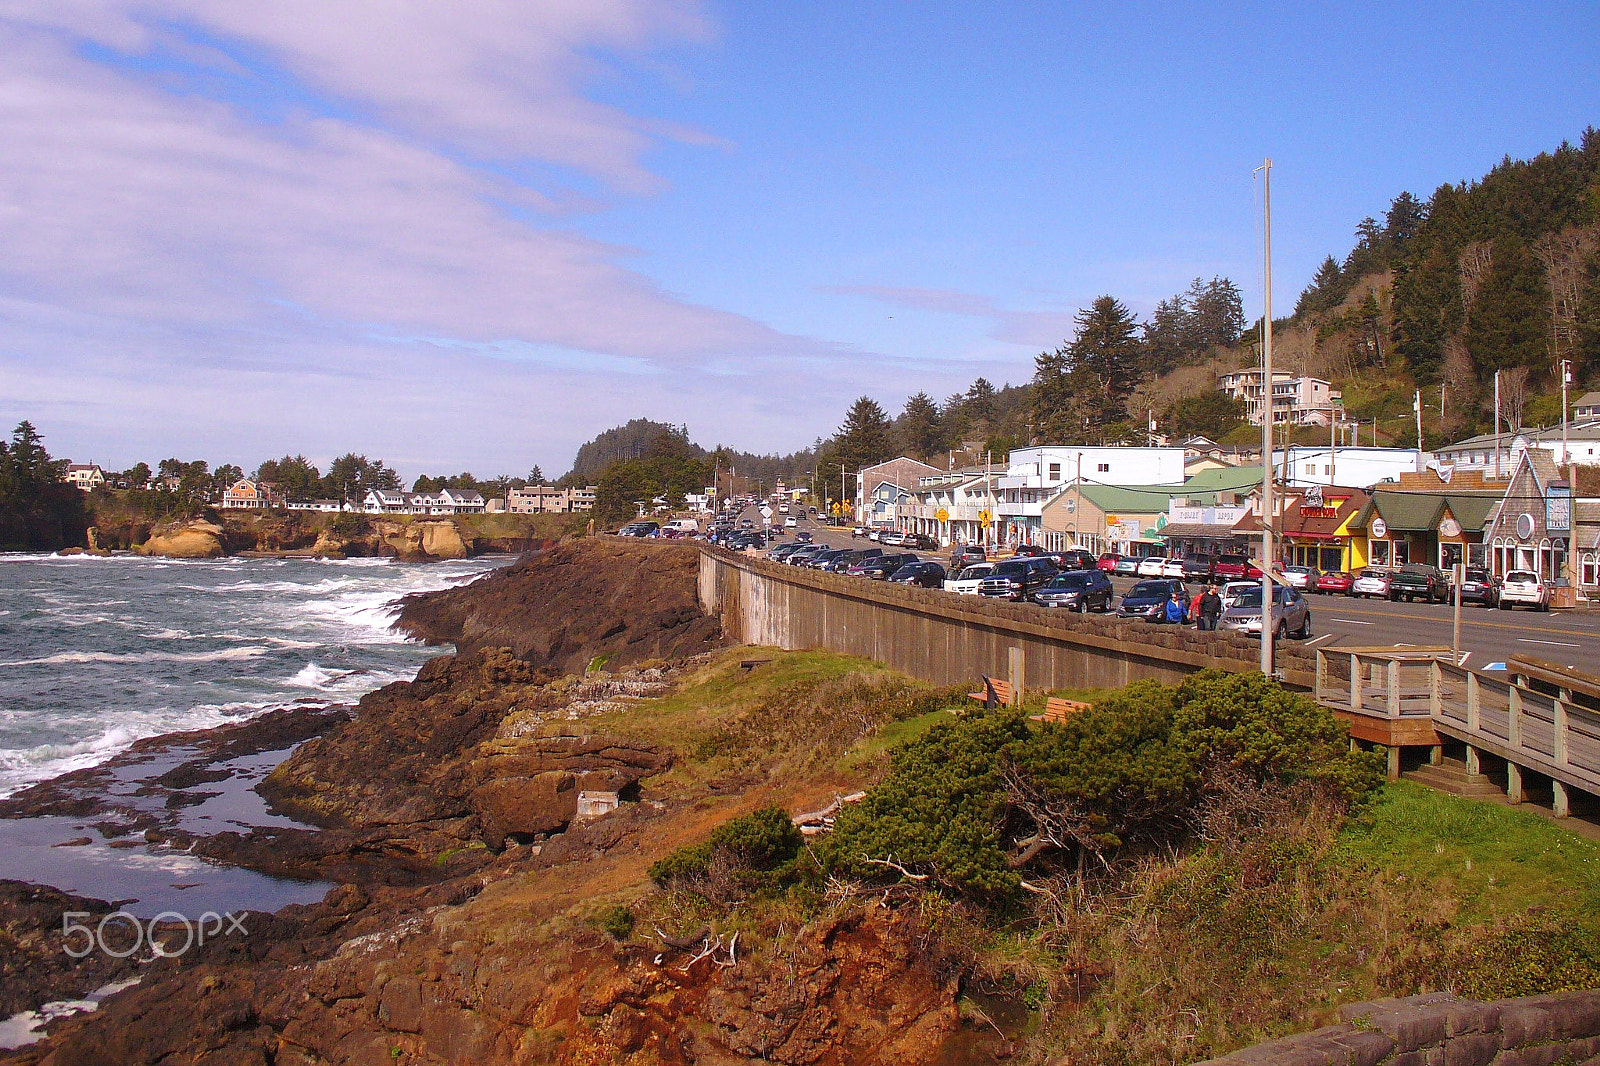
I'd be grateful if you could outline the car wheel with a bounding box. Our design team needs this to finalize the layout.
[1499,600,1512,610]
[1296,614,1311,639]
[1275,620,1289,640]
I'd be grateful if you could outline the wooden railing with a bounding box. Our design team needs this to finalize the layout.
[1315,648,1600,815]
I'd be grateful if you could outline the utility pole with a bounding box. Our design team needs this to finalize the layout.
[1414,389,1424,473]
[1564,359,1575,593]
[1257,157,1276,677]
[1494,370,1502,480]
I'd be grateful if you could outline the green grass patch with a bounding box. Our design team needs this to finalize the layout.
[1334,779,1600,922]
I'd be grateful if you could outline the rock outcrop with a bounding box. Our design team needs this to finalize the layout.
[134,518,226,558]
[396,538,724,672]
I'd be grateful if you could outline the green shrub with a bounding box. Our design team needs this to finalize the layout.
[1431,919,1600,997]
[332,512,369,536]
[648,804,804,889]
[597,904,636,941]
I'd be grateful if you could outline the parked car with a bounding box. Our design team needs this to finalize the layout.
[1180,555,1214,581]
[1219,580,1259,609]
[851,526,867,538]
[911,533,939,551]
[878,530,907,547]
[1011,544,1046,557]
[1159,558,1186,579]
[822,549,872,573]
[1350,567,1395,598]
[978,557,1059,601]
[617,521,660,537]
[888,560,946,588]
[768,543,804,561]
[1314,571,1355,595]
[1498,569,1549,611]
[1113,556,1141,576]
[1046,548,1098,572]
[950,545,986,570]
[944,562,996,594]
[1390,563,1448,603]
[794,531,813,543]
[1213,555,1264,580]
[1279,565,1320,590]
[806,549,848,570]
[1455,567,1500,607]
[1097,552,1122,573]
[786,545,828,566]
[1117,578,1188,622]
[1135,555,1170,578]
[848,553,917,579]
[1032,570,1115,612]
[1219,585,1311,639]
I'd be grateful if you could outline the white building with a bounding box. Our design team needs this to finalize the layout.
[995,446,1185,545]
[1275,447,1432,489]
[1218,369,1343,427]
[285,499,351,512]
[1435,423,1600,476]
[363,489,413,514]
[63,464,106,492]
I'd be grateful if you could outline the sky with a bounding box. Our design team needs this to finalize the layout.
[1,2,1596,481]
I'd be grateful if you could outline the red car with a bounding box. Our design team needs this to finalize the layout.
[1213,555,1264,580]
[1315,571,1354,595]
[1097,553,1121,573]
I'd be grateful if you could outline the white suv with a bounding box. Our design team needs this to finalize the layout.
[1498,570,1548,611]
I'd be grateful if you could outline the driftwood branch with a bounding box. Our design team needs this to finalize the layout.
[861,856,929,882]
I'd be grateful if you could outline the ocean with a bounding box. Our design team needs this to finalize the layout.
[0,553,508,797]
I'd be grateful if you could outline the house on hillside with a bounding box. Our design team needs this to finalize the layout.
[221,479,282,509]
[63,464,106,492]
[437,488,486,514]
[363,489,413,514]
[1218,369,1343,427]
[1575,392,1600,422]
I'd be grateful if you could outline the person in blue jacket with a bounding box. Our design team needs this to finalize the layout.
[1164,590,1187,625]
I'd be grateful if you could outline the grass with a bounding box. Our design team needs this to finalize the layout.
[1335,779,1600,922]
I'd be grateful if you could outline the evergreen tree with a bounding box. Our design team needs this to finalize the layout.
[1189,276,1245,348]
[254,455,321,499]
[835,396,894,469]
[963,378,998,429]
[897,392,945,461]
[1032,296,1145,443]
[1391,239,1463,384]
[528,464,545,484]
[0,421,86,550]
[1576,252,1600,379]
[1465,233,1553,379]
[1295,256,1347,317]
[1385,191,1426,246]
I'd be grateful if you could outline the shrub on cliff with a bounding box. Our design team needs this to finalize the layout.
[823,670,1381,900]
[649,804,804,899]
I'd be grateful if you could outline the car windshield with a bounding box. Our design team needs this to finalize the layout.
[1358,569,1388,579]
[958,566,992,579]
[1128,581,1169,598]
[1465,569,1490,581]
[1049,574,1090,588]
[1506,571,1538,582]
[1233,588,1293,608]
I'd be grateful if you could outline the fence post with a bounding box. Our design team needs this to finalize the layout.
[1553,780,1571,818]
[1315,650,1327,701]
[1387,659,1401,719]
[1008,646,1024,708]
[1506,761,1525,804]
[1467,672,1481,732]
[1554,689,1570,767]
[1350,653,1363,711]
[1429,659,1441,717]
[1508,683,1523,750]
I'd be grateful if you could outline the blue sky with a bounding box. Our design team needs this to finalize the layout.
[0,2,1595,479]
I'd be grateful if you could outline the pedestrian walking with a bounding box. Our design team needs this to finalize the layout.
[1189,588,1205,627]
[1197,584,1223,631]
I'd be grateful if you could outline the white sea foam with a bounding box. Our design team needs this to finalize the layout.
[0,647,270,668]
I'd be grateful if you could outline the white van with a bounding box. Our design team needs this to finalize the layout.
[664,518,699,534]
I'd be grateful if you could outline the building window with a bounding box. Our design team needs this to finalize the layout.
[1582,553,1598,587]
[1097,463,1109,473]
[1048,463,1061,479]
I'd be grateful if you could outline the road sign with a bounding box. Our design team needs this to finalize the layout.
[978,509,992,529]
[760,505,773,520]
[935,507,949,522]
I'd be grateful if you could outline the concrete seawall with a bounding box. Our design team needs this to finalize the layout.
[698,547,1320,693]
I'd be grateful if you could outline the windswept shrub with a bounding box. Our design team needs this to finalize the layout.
[649,804,804,894]
[825,709,1033,898]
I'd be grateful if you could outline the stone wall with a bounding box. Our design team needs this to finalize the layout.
[698,548,1321,693]
[1196,991,1600,1066]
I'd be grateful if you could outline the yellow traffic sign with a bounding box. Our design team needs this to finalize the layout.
[935,507,949,522]
[978,509,992,528]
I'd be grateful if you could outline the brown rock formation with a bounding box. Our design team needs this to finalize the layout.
[135,518,226,558]
[395,538,724,672]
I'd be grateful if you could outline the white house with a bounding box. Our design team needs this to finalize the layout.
[285,499,350,513]
[363,489,413,514]
[1218,369,1343,427]
[63,464,106,492]
[1275,447,1432,489]
[437,487,486,514]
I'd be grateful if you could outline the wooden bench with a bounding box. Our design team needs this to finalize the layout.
[1031,697,1093,725]
[966,677,1014,708]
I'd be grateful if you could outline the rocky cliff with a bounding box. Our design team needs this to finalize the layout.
[395,538,723,672]
[114,511,577,561]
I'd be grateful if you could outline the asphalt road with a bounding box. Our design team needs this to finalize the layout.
[727,506,1600,674]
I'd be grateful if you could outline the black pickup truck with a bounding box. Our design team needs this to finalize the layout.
[1389,562,1448,603]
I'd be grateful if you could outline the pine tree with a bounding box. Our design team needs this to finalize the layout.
[1465,233,1553,379]
[1391,240,1463,384]
[835,396,894,470]
[1576,252,1600,379]
[1190,276,1245,348]
[1033,297,1146,443]
[1385,192,1426,246]
[1295,256,1347,317]
[897,392,945,461]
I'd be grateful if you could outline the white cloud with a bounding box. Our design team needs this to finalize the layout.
[0,2,907,474]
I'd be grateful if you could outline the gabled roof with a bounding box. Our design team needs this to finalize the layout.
[1181,465,1268,493]
[1350,490,1499,534]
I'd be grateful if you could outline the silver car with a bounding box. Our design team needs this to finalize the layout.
[1219,585,1311,639]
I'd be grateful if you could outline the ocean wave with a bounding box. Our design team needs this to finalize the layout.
[0,646,271,668]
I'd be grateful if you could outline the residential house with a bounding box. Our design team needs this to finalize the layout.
[505,485,597,514]
[1574,392,1600,422]
[221,479,282,509]
[437,487,486,514]
[285,499,350,513]
[363,489,413,514]
[854,457,942,526]
[1218,369,1343,427]
[63,464,106,492]
[994,446,1185,545]
[1436,422,1600,475]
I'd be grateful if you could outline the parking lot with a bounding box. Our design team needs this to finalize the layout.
[729,504,1600,674]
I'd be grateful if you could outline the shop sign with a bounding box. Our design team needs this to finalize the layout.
[1547,484,1571,533]
[1370,517,1387,539]
[1439,516,1461,539]
[1515,513,1536,541]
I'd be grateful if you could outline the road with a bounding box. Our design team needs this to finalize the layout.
[727,506,1600,673]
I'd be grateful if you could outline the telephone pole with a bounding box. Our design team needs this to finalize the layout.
[1257,158,1276,677]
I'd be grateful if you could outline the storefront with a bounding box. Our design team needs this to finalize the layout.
[1350,489,1497,572]
[1485,451,1572,581]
